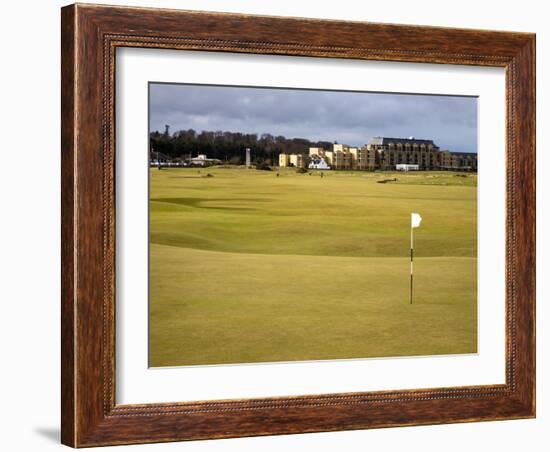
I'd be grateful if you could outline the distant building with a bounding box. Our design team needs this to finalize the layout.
[396,164,420,171]
[150,150,171,167]
[187,154,222,167]
[331,143,352,169]
[279,153,308,169]
[439,151,477,171]
[280,143,377,171]
[368,136,439,170]
[308,147,325,157]
[367,136,476,171]
[150,150,186,167]
[279,153,290,167]
[278,137,476,172]
[289,154,307,168]
[349,146,376,170]
[308,144,376,170]
[308,156,331,170]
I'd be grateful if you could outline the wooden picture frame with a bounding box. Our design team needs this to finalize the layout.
[61,3,535,447]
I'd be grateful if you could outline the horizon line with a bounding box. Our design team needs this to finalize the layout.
[150,128,478,154]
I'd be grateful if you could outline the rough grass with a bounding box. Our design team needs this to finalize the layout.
[149,167,477,366]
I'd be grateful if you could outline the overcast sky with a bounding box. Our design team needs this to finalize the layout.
[149,83,477,153]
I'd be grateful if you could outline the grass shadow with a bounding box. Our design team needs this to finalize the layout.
[151,197,268,212]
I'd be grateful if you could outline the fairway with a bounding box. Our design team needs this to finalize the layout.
[149,167,477,366]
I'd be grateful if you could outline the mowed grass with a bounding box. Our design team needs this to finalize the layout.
[149,167,477,366]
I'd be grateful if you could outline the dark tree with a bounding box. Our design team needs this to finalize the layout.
[150,128,331,164]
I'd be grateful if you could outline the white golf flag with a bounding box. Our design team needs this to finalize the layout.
[411,213,422,228]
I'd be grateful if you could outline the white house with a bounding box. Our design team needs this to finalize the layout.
[308,157,331,170]
[188,154,222,166]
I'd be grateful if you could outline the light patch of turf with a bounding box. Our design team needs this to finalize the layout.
[150,246,477,366]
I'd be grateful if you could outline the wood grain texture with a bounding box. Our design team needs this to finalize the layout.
[61,3,536,447]
[60,5,76,446]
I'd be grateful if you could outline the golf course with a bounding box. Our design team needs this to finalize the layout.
[149,167,477,367]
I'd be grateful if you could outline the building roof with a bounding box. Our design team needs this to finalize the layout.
[447,151,478,156]
[368,136,437,146]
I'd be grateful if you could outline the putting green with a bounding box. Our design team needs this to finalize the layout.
[149,167,477,366]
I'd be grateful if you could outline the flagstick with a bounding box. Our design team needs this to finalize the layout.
[410,225,414,305]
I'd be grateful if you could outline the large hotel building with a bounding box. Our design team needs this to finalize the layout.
[279,136,477,171]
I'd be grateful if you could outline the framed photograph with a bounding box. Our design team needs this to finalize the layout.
[61,3,535,447]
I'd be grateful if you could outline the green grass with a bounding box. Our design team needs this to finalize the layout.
[149,167,477,366]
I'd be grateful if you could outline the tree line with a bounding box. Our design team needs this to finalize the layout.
[150,129,333,165]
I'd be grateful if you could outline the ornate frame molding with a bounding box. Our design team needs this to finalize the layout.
[62,4,535,447]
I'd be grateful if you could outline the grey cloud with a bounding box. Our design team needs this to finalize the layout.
[149,83,477,152]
